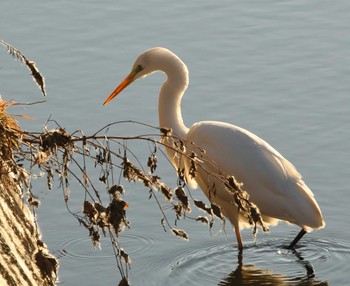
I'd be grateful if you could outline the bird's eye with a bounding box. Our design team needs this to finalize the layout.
[136,64,144,72]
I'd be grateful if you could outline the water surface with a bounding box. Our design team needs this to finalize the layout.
[1,1,349,285]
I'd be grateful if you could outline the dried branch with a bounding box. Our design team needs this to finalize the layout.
[2,112,268,284]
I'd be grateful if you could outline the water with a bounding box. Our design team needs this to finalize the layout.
[1,1,350,285]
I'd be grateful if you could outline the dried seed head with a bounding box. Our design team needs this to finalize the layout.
[147,154,157,173]
[40,128,73,152]
[172,228,189,240]
[226,176,243,193]
[107,198,129,237]
[189,152,198,178]
[108,185,125,196]
[28,195,40,208]
[210,203,223,220]
[160,127,172,136]
[120,248,132,265]
[175,187,190,211]
[196,216,209,224]
[194,200,212,216]
[160,183,172,201]
[173,203,183,219]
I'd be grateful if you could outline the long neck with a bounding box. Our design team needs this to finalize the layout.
[158,64,189,138]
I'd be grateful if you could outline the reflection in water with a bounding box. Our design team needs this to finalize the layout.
[218,250,328,286]
[290,248,315,280]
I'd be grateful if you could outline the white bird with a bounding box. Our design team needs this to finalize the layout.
[103,47,325,250]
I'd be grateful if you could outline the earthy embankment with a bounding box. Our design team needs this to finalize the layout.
[0,163,58,286]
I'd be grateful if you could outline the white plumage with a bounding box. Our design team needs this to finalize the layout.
[104,47,325,249]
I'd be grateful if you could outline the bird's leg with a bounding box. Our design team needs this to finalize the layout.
[288,228,307,249]
[234,227,243,251]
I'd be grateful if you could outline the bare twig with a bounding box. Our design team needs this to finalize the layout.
[13,100,47,106]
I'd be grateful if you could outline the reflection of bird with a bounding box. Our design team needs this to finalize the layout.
[220,263,288,286]
[219,248,323,285]
[103,47,325,250]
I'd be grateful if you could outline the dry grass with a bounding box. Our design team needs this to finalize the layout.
[0,99,22,163]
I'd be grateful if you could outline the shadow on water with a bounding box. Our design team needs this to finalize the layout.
[218,249,328,286]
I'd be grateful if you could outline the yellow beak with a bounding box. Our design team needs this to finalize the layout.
[103,72,135,105]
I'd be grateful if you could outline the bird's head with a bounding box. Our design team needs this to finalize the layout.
[103,48,165,105]
[103,47,188,105]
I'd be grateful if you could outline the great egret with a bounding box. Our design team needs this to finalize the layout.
[103,47,325,250]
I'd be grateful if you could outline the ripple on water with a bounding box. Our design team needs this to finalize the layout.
[52,229,350,285]
[135,234,350,286]
[54,232,156,261]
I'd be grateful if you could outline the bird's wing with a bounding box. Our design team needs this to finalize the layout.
[182,121,324,230]
[184,121,314,198]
